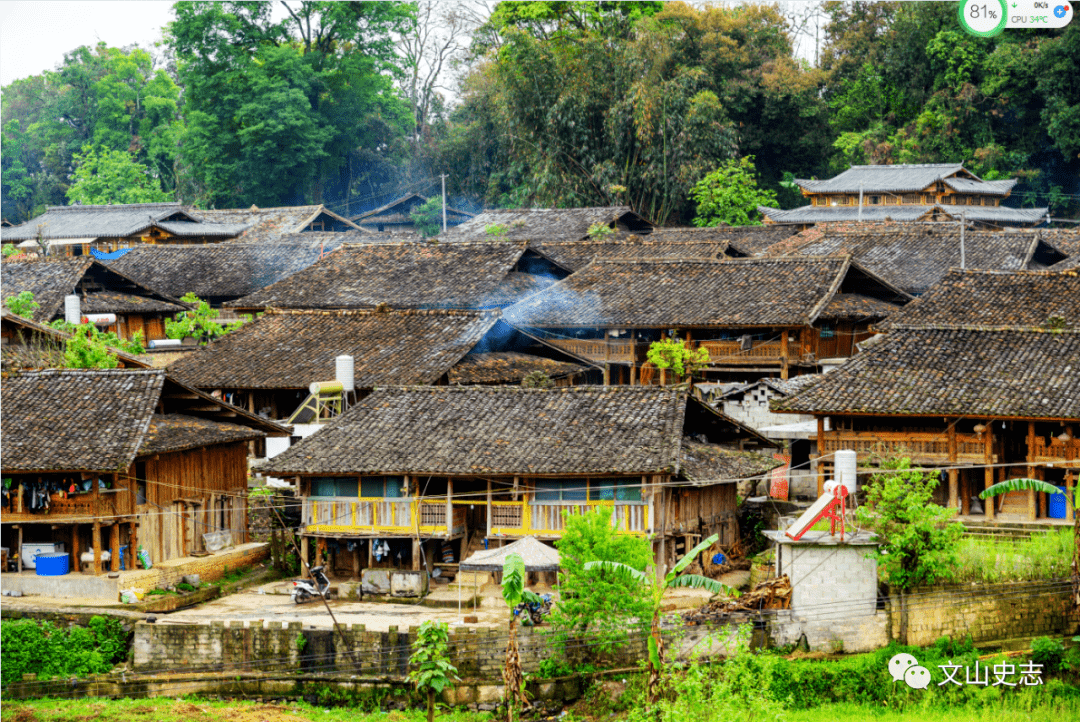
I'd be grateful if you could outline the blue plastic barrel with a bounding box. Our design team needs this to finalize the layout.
[34,552,69,576]
[1049,487,1068,519]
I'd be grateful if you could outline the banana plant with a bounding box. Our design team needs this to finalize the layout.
[980,478,1078,607]
[501,553,539,722]
[585,533,738,705]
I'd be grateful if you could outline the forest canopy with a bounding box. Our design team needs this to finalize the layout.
[2,1,1077,225]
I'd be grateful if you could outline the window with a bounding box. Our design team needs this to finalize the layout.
[360,476,405,498]
[533,480,588,502]
[869,196,880,205]
[311,477,359,497]
[589,478,643,502]
[903,194,917,204]
[819,324,835,339]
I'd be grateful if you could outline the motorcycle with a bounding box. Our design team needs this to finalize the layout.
[513,593,553,626]
[290,565,331,604]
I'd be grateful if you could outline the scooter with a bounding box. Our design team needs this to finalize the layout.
[290,565,331,604]
[514,593,553,626]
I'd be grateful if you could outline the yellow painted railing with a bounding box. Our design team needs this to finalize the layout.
[491,500,648,536]
[303,497,466,535]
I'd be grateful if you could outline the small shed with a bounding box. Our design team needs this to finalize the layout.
[459,536,560,573]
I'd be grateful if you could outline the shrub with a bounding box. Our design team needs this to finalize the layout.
[0,616,128,683]
[1032,636,1065,673]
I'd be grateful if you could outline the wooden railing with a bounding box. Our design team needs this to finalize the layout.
[1,493,122,522]
[545,339,648,363]
[1030,437,1080,464]
[695,340,785,365]
[303,497,466,535]
[820,430,992,464]
[491,500,648,536]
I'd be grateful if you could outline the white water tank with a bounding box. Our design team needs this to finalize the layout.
[335,355,355,392]
[835,449,858,493]
[84,313,116,325]
[64,295,81,325]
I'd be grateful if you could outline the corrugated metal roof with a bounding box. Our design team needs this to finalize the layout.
[796,164,977,193]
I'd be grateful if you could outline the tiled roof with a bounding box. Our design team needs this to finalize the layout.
[780,227,1041,295]
[943,177,1017,195]
[1053,255,1080,271]
[80,291,185,314]
[532,236,729,271]
[648,225,800,257]
[877,270,1080,331]
[1,310,150,373]
[166,309,501,389]
[773,328,1080,420]
[759,204,1048,225]
[503,256,903,328]
[105,235,361,300]
[819,293,901,319]
[1,369,164,472]
[478,272,559,307]
[197,205,362,243]
[680,442,783,484]
[1,257,187,323]
[440,206,653,242]
[0,203,245,241]
[796,164,987,193]
[261,386,687,476]
[353,193,474,224]
[1037,228,1080,259]
[225,241,532,310]
[140,414,263,455]
[447,352,586,385]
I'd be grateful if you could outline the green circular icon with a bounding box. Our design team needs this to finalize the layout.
[959,0,1007,37]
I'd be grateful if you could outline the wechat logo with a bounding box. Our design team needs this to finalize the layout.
[889,652,932,690]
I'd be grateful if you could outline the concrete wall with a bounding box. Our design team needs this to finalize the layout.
[777,541,878,619]
[722,387,813,431]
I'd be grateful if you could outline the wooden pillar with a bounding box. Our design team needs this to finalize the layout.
[109,523,120,573]
[656,484,667,581]
[1038,466,1048,518]
[92,520,102,575]
[603,364,610,386]
[660,367,667,386]
[816,417,826,497]
[984,425,995,520]
[353,544,361,580]
[128,522,137,570]
[780,331,790,381]
[412,539,421,571]
[1067,471,1076,523]
[446,478,454,535]
[1027,422,1037,521]
[947,422,959,512]
[16,526,23,573]
[300,535,310,572]
[486,481,493,538]
[961,472,970,516]
[629,364,637,386]
[71,524,81,573]
[367,538,374,568]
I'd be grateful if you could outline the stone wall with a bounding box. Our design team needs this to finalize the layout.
[122,542,269,592]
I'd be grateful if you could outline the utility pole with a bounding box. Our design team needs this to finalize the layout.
[960,211,966,270]
[858,182,864,223]
[440,174,448,234]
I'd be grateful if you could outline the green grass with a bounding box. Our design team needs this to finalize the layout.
[784,699,1080,722]
[952,528,1073,584]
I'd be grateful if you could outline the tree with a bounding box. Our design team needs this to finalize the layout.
[409,196,444,238]
[646,338,709,384]
[690,156,778,227]
[585,533,736,706]
[501,553,540,722]
[408,621,458,722]
[980,478,1078,608]
[4,291,40,319]
[165,293,247,344]
[855,458,963,644]
[551,507,653,654]
[66,146,172,206]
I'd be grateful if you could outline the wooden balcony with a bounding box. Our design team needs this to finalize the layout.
[1,491,127,523]
[545,339,648,364]
[819,430,994,465]
[695,340,785,366]
[1030,437,1080,465]
[302,497,466,536]
[491,500,648,537]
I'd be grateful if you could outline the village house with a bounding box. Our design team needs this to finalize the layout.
[440,206,654,242]
[164,308,584,424]
[758,163,1048,228]
[259,385,779,578]
[1,256,188,343]
[1,368,289,582]
[531,235,730,271]
[643,225,802,257]
[502,256,911,383]
[1,308,150,372]
[102,233,367,308]
[773,269,1080,521]
[195,204,364,242]
[765,224,1065,295]
[352,193,475,233]
[0,203,250,257]
[224,241,571,313]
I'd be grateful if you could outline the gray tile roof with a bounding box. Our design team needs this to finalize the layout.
[876,269,1080,331]
[225,241,537,311]
[1,257,187,323]
[758,204,1048,225]
[944,177,1017,195]
[773,328,1080,421]
[533,236,729,271]
[440,206,653,243]
[140,414,263,455]
[794,164,1009,194]
[648,225,800,256]
[679,442,782,484]
[198,205,363,243]
[353,193,474,225]
[261,386,689,476]
[782,227,1043,295]
[447,352,586,385]
[105,234,361,301]
[503,256,907,328]
[166,309,501,390]
[1,203,247,240]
